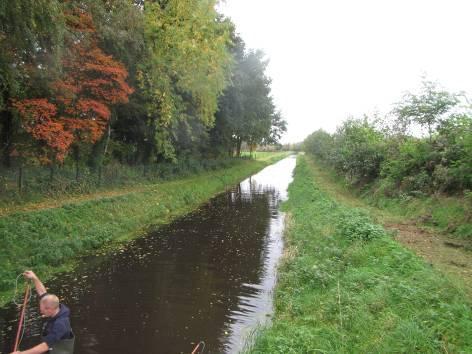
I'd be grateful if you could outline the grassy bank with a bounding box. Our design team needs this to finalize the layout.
[0,152,290,306]
[0,156,268,214]
[249,155,471,353]
[365,192,472,239]
[306,158,471,239]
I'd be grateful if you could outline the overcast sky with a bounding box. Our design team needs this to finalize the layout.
[218,0,472,143]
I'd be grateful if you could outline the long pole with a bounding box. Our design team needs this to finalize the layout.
[13,284,30,352]
[191,343,200,354]
[191,341,205,354]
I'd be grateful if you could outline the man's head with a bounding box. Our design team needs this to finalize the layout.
[39,294,60,317]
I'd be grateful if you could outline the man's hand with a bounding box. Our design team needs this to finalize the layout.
[23,270,47,297]
[10,342,49,354]
[23,270,38,280]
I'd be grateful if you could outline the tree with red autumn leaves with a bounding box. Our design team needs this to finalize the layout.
[12,8,133,165]
[12,98,73,164]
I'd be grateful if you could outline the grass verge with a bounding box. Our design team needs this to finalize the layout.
[248,155,471,353]
[0,152,290,306]
[305,157,471,239]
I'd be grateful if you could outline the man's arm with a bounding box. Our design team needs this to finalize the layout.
[10,341,49,354]
[23,271,47,297]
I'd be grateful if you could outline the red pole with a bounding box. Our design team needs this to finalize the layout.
[13,284,30,352]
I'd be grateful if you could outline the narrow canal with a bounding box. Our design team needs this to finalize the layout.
[1,155,296,354]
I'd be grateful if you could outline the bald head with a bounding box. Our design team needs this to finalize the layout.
[40,294,60,310]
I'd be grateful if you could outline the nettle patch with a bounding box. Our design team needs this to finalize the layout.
[336,208,387,241]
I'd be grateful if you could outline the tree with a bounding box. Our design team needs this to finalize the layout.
[0,0,65,166]
[1,0,287,179]
[333,118,385,183]
[435,113,472,191]
[266,110,288,145]
[214,45,286,156]
[139,0,232,162]
[235,50,272,155]
[303,129,334,161]
[84,0,145,168]
[11,98,73,164]
[394,79,458,140]
[13,8,133,169]
[210,31,246,156]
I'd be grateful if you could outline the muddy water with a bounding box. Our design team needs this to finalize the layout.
[0,156,296,354]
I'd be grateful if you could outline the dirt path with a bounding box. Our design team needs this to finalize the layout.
[305,156,472,297]
[0,177,195,217]
[385,221,472,295]
[0,185,151,217]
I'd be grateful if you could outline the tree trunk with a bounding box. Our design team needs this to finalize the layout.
[236,137,242,157]
[18,165,23,193]
[98,165,102,186]
[75,159,79,181]
[249,143,257,157]
[1,109,13,167]
[103,119,112,156]
[73,146,80,181]
[49,164,55,182]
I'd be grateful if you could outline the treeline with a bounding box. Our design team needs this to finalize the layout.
[0,1,286,178]
[304,80,471,196]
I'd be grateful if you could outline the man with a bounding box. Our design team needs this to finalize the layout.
[10,270,74,354]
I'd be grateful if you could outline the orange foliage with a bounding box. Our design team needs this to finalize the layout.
[54,9,133,145]
[12,9,133,164]
[12,99,74,162]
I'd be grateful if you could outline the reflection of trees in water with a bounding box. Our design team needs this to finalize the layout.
[232,176,281,210]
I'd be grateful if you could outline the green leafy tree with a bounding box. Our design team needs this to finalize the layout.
[214,46,285,156]
[139,0,232,162]
[394,79,458,140]
[334,118,386,183]
[266,110,288,146]
[210,31,246,156]
[435,113,472,191]
[303,129,334,161]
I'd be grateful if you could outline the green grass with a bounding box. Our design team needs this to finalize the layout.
[241,151,292,160]
[0,152,290,306]
[305,157,471,239]
[254,151,292,163]
[0,155,289,213]
[248,155,471,353]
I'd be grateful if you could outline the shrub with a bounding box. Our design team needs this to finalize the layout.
[337,209,386,241]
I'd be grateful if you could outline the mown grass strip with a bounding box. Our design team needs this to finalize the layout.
[0,152,290,306]
[249,155,471,353]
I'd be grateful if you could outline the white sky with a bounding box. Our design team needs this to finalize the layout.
[218,0,472,143]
